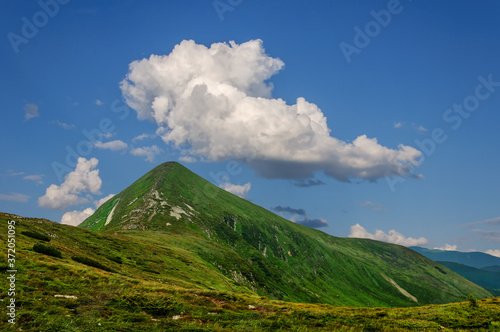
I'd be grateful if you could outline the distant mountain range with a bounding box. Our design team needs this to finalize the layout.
[410,246,500,296]
[410,247,500,269]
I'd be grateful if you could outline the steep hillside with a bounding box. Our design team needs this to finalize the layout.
[437,261,500,296]
[79,162,491,307]
[411,246,500,269]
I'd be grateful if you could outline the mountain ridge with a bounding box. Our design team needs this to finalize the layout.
[78,161,491,307]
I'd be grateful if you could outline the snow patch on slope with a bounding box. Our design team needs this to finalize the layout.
[170,206,192,220]
[104,200,119,226]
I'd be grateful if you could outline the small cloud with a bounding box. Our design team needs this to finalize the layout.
[485,249,500,258]
[23,174,44,184]
[394,122,427,132]
[94,140,128,151]
[465,216,500,227]
[410,123,427,132]
[294,179,325,188]
[271,206,306,216]
[132,133,155,142]
[417,125,427,132]
[0,193,30,203]
[219,182,251,198]
[362,201,387,212]
[130,145,162,162]
[8,170,25,176]
[434,244,458,251]
[61,207,95,226]
[296,218,328,228]
[271,205,327,228]
[349,223,428,247]
[179,156,196,163]
[470,229,500,243]
[50,120,75,130]
[95,99,104,106]
[23,103,39,120]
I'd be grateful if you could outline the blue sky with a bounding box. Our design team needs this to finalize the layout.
[1,0,499,256]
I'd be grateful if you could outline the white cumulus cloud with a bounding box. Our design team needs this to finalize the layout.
[38,157,102,210]
[94,140,128,151]
[61,207,95,226]
[349,223,428,247]
[219,182,251,198]
[130,145,162,162]
[120,39,422,182]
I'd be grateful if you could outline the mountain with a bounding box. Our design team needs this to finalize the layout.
[410,246,500,269]
[78,161,491,307]
[1,211,499,331]
[482,266,500,273]
[437,261,500,296]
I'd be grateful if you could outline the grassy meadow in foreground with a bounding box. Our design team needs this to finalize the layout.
[1,211,500,331]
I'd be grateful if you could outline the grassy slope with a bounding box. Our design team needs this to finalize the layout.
[2,212,500,331]
[79,162,491,308]
[437,261,500,296]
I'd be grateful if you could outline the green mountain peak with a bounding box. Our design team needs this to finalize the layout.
[78,162,491,307]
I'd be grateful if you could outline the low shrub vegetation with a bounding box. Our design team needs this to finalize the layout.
[22,230,51,242]
[33,243,62,258]
[71,255,115,273]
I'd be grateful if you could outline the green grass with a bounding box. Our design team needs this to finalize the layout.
[2,212,500,330]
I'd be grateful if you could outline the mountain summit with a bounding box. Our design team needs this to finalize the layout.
[80,162,491,306]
